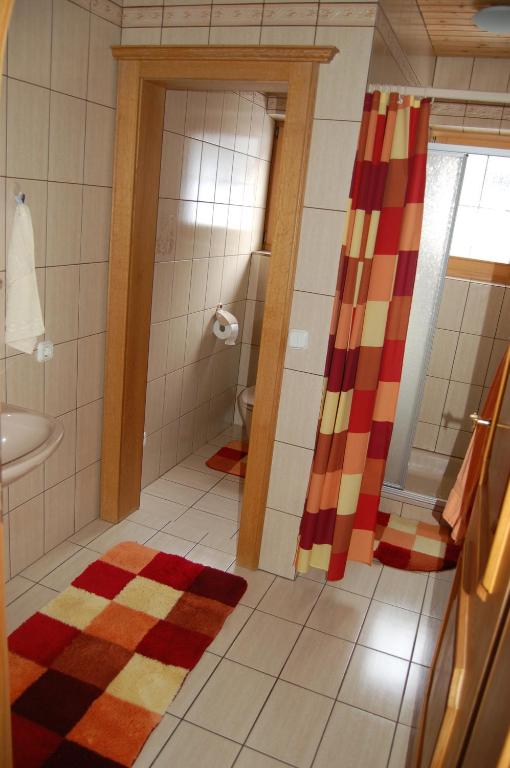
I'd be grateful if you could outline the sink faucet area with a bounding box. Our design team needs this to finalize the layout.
[0,404,64,486]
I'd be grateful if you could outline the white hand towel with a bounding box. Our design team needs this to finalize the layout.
[5,201,45,354]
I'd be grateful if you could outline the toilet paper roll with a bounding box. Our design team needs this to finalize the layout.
[213,318,239,345]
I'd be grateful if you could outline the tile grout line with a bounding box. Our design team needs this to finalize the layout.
[308,563,390,768]
[235,577,330,761]
[383,572,433,768]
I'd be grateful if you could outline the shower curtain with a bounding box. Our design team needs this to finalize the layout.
[297,91,431,581]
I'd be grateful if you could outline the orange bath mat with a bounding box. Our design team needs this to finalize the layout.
[374,511,461,571]
[206,440,248,477]
[8,542,247,767]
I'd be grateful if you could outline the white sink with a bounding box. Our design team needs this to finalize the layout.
[1,404,64,486]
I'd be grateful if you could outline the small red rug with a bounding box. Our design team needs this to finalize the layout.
[206,440,248,478]
[374,511,460,571]
[8,542,247,767]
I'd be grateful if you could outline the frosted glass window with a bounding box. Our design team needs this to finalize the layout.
[450,152,510,264]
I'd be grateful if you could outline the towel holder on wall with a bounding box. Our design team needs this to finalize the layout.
[15,193,25,204]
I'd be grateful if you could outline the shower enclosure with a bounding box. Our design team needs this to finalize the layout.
[384,148,466,499]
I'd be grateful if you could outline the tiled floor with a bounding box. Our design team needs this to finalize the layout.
[5,425,454,768]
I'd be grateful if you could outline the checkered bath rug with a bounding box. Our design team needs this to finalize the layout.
[374,511,460,571]
[8,542,247,766]
[206,441,249,478]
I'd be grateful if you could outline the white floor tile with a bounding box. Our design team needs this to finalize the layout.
[133,714,179,767]
[86,520,154,554]
[144,478,205,507]
[208,604,253,656]
[178,452,226,477]
[247,680,333,768]
[40,547,100,591]
[422,576,451,620]
[211,476,244,501]
[226,610,301,676]
[163,507,237,545]
[70,518,112,545]
[152,721,240,768]
[258,576,323,624]
[388,723,416,768]
[145,531,195,557]
[313,702,395,768]
[194,442,226,459]
[306,586,370,642]
[187,544,236,571]
[332,560,382,599]
[128,494,187,530]
[338,645,408,720]
[162,465,221,492]
[168,652,221,718]
[281,627,353,698]
[7,584,59,632]
[193,492,241,522]
[5,575,34,605]
[412,614,441,667]
[228,564,275,608]
[358,602,419,660]
[186,658,275,742]
[374,567,428,613]
[399,663,430,727]
[20,541,82,582]
[235,749,288,767]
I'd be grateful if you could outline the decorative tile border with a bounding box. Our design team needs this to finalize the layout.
[466,103,504,119]
[164,5,213,26]
[91,0,123,26]
[70,0,122,25]
[318,2,376,27]
[123,6,165,26]
[431,102,466,117]
[123,1,378,29]
[263,3,318,26]
[211,4,264,26]
[375,6,420,86]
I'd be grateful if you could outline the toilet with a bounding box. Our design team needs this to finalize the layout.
[238,386,255,439]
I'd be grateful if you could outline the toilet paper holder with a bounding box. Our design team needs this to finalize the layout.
[213,304,239,346]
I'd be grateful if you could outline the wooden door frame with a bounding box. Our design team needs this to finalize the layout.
[101,45,337,570]
[1,3,15,766]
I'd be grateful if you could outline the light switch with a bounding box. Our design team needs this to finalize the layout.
[288,329,309,349]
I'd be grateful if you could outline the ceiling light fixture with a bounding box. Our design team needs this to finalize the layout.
[473,5,510,33]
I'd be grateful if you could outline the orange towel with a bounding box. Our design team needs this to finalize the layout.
[443,348,509,542]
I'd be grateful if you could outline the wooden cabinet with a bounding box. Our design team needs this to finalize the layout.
[415,347,510,767]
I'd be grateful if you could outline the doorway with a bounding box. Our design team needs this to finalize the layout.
[100,46,337,570]
[384,130,510,504]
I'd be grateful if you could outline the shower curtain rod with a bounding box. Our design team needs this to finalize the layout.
[368,83,510,106]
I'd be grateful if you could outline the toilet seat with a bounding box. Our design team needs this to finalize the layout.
[240,386,255,409]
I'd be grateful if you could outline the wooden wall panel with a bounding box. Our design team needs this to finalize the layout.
[418,1,510,57]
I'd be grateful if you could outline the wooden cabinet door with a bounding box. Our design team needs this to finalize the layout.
[462,600,510,767]
[415,346,510,768]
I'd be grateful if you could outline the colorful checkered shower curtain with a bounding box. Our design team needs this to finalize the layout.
[296,91,431,581]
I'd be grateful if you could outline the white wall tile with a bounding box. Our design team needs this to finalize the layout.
[8,0,52,87]
[276,369,323,449]
[7,80,50,180]
[51,0,90,98]
[285,291,333,376]
[315,27,373,121]
[304,120,359,211]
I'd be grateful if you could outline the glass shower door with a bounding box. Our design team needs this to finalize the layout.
[384,149,466,490]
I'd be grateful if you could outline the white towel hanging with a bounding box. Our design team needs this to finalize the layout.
[5,197,45,354]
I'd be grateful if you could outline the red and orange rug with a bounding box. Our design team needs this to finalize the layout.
[374,511,460,571]
[206,441,248,478]
[8,542,247,767]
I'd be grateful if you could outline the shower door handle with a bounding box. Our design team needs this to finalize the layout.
[470,413,510,430]
[470,413,491,427]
